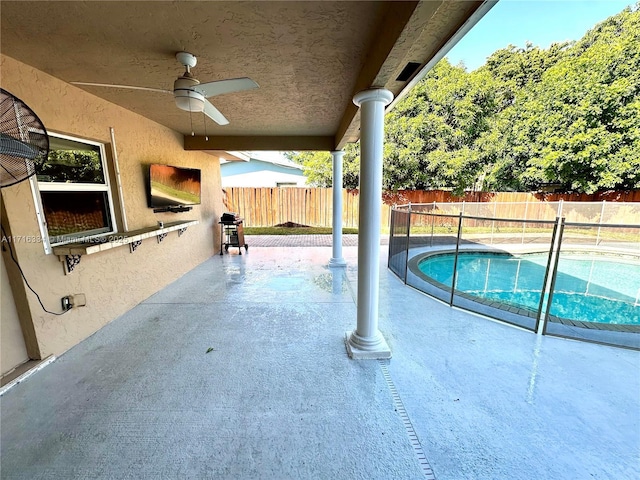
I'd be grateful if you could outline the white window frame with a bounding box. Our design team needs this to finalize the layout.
[36,131,117,248]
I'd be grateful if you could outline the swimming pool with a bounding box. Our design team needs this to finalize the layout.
[413,251,640,326]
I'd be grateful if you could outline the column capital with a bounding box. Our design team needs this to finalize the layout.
[330,150,345,159]
[353,88,394,107]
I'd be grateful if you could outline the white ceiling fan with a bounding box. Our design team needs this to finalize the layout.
[72,52,258,126]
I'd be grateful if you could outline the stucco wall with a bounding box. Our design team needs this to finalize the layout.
[1,252,29,375]
[0,55,223,359]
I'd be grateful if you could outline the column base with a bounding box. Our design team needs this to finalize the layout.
[344,331,392,359]
[328,257,347,267]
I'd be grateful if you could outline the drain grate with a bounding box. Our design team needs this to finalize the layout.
[379,360,436,480]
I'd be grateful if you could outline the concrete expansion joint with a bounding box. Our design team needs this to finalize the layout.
[378,360,436,480]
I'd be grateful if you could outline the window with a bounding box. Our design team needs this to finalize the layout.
[35,132,116,245]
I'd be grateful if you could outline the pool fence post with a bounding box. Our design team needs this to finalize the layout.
[388,208,395,270]
[541,217,566,336]
[490,201,497,245]
[403,204,411,284]
[521,201,529,244]
[449,212,464,307]
[429,206,435,248]
[535,217,560,333]
[596,200,606,246]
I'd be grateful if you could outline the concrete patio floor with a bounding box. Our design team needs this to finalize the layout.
[1,244,638,479]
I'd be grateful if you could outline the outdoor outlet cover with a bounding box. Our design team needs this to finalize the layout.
[73,294,87,307]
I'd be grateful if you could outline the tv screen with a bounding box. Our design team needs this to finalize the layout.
[149,164,201,208]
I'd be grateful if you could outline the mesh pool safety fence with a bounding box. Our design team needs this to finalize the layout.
[389,202,640,350]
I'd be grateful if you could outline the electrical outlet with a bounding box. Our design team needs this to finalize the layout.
[61,296,72,311]
[61,294,86,311]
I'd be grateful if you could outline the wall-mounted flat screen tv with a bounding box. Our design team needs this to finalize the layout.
[148,164,201,208]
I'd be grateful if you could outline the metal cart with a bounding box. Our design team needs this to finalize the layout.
[219,213,248,255]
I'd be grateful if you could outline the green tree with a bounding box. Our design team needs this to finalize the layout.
[285,151,332,187]
[489,4,640,192]
[483,42,569,109]
[36,150,104,183]
[285,143,360,188]
[384,59,498,193]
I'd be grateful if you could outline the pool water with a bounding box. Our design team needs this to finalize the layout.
[417,252,640,325]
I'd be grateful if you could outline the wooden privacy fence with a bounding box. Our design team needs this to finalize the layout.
[223,187,365,228]
[222,187,640,228]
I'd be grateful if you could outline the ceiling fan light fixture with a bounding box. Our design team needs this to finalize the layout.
[174,89,205,113]
[72,53,257,127]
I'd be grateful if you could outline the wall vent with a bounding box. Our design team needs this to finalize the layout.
[396,62,421,82]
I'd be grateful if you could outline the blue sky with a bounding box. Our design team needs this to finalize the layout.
[446,0,636,71]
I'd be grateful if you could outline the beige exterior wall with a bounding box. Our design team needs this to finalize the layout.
[1,252,29,375]
[0,55,223,359]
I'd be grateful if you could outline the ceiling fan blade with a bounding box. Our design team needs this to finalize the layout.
[195,77,258,98]
[203,100,229,126]
[71,82,172,94]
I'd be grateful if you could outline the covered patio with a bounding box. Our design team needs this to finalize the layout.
[2,244,637,479]
[1,0,494,375]
[1,2,638,477]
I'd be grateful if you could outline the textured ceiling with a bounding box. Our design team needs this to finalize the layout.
[0,1,486,151]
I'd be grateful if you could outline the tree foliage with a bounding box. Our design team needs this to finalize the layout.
[484,5,640,193]
[36,150,104,183]
[288,4,640,194]
[285,150,332,187]
[285,142,360,188]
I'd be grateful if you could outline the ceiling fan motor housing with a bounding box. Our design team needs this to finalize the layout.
[174,77,205,112]
[176,51,197,69]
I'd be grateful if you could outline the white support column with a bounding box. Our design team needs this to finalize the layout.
[345,88,393,360]
[329,150,346,267]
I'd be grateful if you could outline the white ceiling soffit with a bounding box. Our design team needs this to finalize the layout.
[218,151,252,163]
